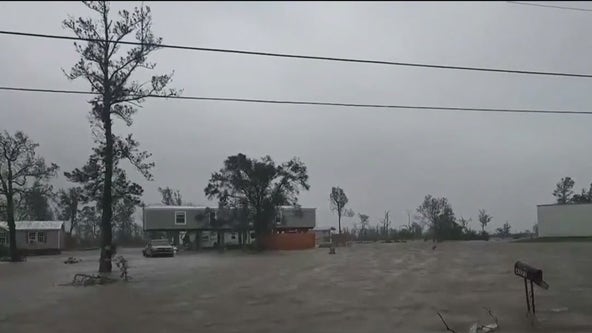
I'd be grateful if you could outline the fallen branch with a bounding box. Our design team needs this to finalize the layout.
[66,273,117,286]
[483,307,499,326]
[470,308,499,333]
[437,312,457,333]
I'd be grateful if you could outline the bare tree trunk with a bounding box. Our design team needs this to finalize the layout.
[338,212,342,234]
[69,214,75,235]
[99,115,114,273]
[6,190,18,261]
[254,210,265,251]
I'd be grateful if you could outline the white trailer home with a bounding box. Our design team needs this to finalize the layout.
[142,205,316,248]
[537,203,592,237]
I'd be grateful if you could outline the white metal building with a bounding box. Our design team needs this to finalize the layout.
[537,203,592,237]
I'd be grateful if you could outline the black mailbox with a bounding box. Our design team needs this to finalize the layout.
[514,261,549,289]
[514,261,549,315]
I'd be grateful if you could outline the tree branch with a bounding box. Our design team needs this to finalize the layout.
[436,312,457,333]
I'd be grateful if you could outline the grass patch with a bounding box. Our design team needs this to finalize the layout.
[514,236,592,243]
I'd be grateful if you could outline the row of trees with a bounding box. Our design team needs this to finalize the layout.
[553,176,592,204]
[0,2,169,270]
[1,1,315,270]
[328,188,503,242]
[0,130,146,260]
[3,0,525,269]
[204,153,310,249]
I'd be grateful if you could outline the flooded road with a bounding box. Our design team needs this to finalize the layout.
[1,241,591,332]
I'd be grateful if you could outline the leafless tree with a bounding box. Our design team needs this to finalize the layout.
[63,1,178,272]
[0,131,58,261]
[330,187,349,234]
[478,209,492,233]
[381,210,391,238]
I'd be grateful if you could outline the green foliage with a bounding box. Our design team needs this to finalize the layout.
[495,221,512,238]
[568,182,592,203]
[553,177,575,204]
[64,140,148,205]
[78,206,101,242]
[64,141,145,241]
[158,187,183,206]
[397,222,423,240]
[64,0,177,272]
[17,181,55,221]
[0,130,58,261]
[417,195,456,241]
[56,187,85,235]
[204,153,310,248]
[113,197,139,243]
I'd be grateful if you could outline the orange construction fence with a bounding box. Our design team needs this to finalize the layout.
[262,232,315,250]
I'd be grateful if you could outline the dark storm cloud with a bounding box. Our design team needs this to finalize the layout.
[1,1,592,231]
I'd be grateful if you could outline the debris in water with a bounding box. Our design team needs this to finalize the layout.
[64,257,82,264]
[440,308,499,333]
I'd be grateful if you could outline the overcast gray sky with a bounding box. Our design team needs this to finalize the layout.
[1,1,592,232]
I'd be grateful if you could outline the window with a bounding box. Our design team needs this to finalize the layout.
[275,210,283,225]
[37,232,47,243]
[175,211,186,225]
[231,233,236,240]
[28,232,37,244]
[0,232,6,245]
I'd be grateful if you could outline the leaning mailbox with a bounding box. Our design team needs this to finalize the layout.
[514,261,549,315]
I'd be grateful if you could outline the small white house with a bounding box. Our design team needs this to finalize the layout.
[0,221,66,254]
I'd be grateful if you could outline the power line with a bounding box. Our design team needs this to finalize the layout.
[1,30,592,79]
[1,85,591,115]
[508,1,592,12]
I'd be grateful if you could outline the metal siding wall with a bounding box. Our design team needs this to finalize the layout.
[281,208,316,228]
[144,207,210,230]
[14,230,60,249]
[537,204,592,237]
[144,206,316,231]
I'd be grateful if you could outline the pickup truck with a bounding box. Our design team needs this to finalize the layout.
[142,239,175,257]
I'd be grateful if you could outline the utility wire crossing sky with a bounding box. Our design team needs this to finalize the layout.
[1,86,592,116]
[1,30,592,79]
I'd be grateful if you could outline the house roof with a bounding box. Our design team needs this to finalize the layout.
[144,205,213,210]
[0,221,65,231]
[144,205,316,210]
[537,202,592,207]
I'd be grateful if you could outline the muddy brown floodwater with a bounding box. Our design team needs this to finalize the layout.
[1,241,592,333]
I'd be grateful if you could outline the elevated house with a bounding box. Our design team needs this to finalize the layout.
[313,228,334,245]
[143,205,316,249]
[0,221,66,254]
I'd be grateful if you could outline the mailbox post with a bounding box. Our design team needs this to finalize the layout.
[514,261,549,315]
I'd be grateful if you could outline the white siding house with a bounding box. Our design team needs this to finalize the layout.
[0,221,66,253]
[537,203,592,237]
